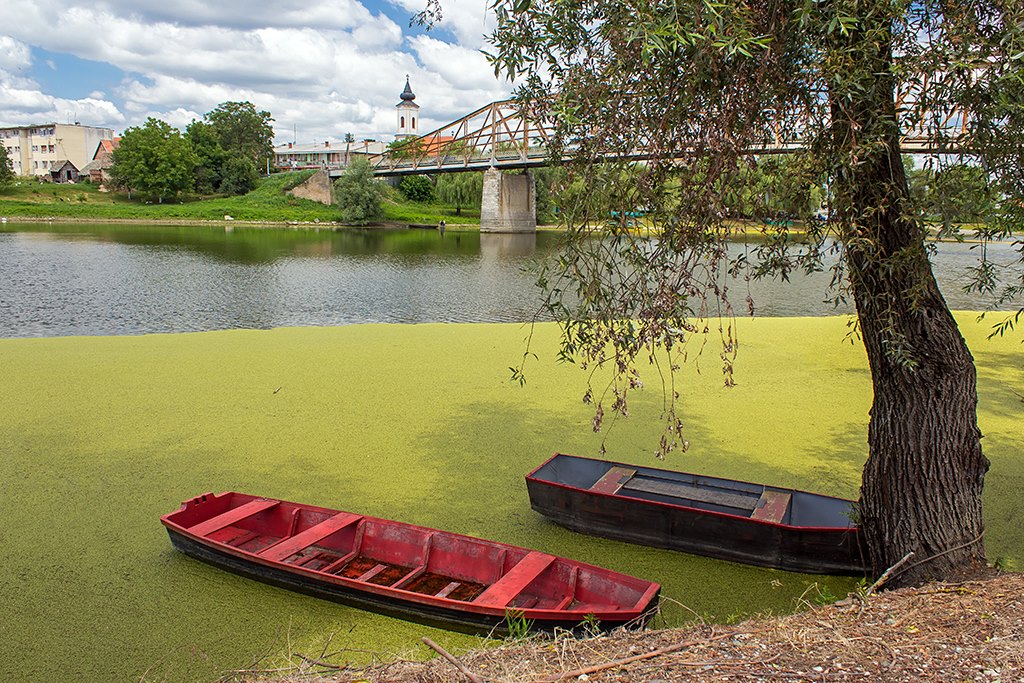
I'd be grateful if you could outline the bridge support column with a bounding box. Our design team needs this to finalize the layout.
[480,168,536,233]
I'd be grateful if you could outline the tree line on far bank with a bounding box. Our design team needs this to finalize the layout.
[110,101,274,203]
[333,154,1000,228]
[4,127,999,231]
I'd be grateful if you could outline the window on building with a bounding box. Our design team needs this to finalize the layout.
[401,116,405,128]
[412,117,416,130]
[49,144,55,153]
[32,145,39,152]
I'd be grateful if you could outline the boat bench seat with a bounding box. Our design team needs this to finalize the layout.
[622,477,757,511]
[187,499,280,537]
[589,467,637,494]
[473,551,555,607]
[258,512,363,562]
[750,490,791,523]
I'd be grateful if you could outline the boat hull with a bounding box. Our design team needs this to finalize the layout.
[527,454,865,575]
[162,492,659,635]
[167,529,547,634]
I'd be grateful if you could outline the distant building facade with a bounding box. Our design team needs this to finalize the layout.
[272,138,388,172]
[80,138,121,185]
[0,123,114,179]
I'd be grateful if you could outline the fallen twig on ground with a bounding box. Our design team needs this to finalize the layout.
[422,637,485,683]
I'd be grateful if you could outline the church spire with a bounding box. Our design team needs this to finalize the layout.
[400,76,416,102]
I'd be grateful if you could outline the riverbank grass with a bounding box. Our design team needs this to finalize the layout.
[0,316,1020,683]
[0,173,480,226]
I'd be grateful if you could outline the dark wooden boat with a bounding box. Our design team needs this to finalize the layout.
[526,454,866,575]
[161,491,660,633]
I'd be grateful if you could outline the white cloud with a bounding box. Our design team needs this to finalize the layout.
[389,0,494,49]
[0,36,125,128]
[0,82,126,128]
[408,35,503,91]
[0,36,31,71]
[0,0,509,142]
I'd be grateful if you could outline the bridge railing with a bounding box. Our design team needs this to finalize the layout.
[368,91,971,176]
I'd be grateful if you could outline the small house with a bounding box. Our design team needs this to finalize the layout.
[49,160,80,183]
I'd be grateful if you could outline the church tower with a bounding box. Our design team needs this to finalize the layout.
[395,76,420,139]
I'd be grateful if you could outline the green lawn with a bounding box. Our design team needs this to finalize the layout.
[381,187,481,225]
[0,316,1019,682]
[0,173,480,226]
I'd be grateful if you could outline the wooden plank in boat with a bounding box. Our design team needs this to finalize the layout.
[750,490,791,523]
[258,512,362,562]
[473,551,555,607]
[357,563,388,582]
[435,581,461,599]
[622,477,756,511]
[589,466,637,494]
[187,499,279,537]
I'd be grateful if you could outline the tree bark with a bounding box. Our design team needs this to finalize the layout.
[830,6,989,586]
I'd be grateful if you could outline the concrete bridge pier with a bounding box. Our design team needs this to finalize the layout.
[480,168,536,233]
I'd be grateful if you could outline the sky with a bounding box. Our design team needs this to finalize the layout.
[0,0,510,145]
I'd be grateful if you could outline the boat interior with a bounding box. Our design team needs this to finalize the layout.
[167,493,652,613]
[533,454,857,528]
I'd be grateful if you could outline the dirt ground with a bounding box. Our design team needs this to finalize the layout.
[237,572,1023,683]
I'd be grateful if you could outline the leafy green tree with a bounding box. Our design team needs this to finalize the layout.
[0,144,13,188]
[111,118,198,203]
[930,164,996,227]
[399,175,435,202]
[903,157,933,222]
[335,157,384,224]
[205,101,275,171]
[218,152,259,196]
[185,120,229,194]
[480,0,1024,585]
[436,172,483,215]
[532,166,567,223]
[387,138,425,161]
[344,132,355,164]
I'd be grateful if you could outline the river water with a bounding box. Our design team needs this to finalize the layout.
[0,222,1019,337]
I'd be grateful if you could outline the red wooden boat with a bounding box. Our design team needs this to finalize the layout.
[161,492,660,633]
[527,454,866,575]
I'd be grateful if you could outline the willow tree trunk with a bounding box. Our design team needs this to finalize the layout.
[831,8,989,587]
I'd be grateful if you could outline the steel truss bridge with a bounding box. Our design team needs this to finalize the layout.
[365,95,969,178]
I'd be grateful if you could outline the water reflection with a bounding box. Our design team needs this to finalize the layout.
[480,232,538,260]
[0,223,1018,338]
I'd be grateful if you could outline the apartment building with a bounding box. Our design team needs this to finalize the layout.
[273,139,388,171]
[0,123,115,179]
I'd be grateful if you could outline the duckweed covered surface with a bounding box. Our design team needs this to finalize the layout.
[0,316,1020,682]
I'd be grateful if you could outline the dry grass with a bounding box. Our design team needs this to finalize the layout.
[237,572,1024,683]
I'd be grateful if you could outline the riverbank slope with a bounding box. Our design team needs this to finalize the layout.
[0,172,479,226]
[277,571,1022,682]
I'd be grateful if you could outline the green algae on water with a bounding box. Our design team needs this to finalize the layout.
[0,316,1020,682]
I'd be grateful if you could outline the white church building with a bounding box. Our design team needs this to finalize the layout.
[272,78,423,171]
